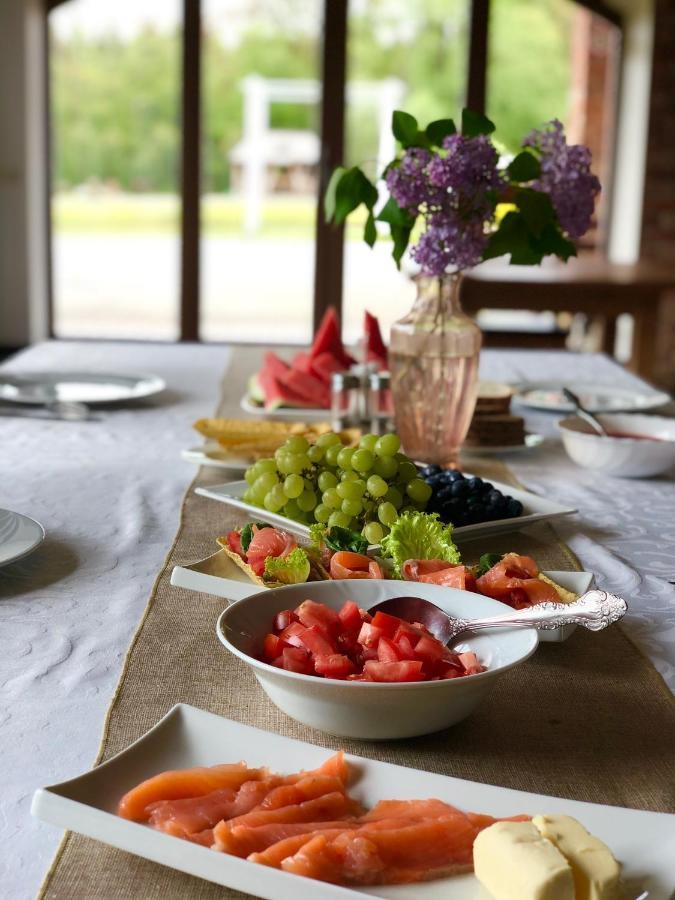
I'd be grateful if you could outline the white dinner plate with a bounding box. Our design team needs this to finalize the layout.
[461,433,545,456]
[32,704,675,899]
[241,394,328,422]
[170,551,592,643]
[181,443,251,474]
[0,371,166,405]
[0,508,45,567]
[513,381,671,414]
[194,478,577,545]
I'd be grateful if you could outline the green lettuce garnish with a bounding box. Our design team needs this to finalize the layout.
[263,547,310,584]
[380,511,460,578]
[477,552,503,577]
[307,524,368,555]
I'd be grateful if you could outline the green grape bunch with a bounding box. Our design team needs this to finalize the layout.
[242,430,432,543]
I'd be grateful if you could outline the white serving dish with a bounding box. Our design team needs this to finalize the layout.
[181,442,250,473]
[171,550,592,644]
[559,414,675,478]
[241,394,328,422]
[0,371,165,405]
[32,704,675,900]
[461,433,545,456]
[0,507,45,567]
[514,381,671,414]
[195,478,577,544]
[216,579,538,739]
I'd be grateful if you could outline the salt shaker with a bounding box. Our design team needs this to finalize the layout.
[331,372,362,431]
[369,371,394,433]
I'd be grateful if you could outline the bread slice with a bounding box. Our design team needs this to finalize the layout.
[537,573,578,604]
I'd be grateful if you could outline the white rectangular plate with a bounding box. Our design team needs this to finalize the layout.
[32,705,675,899]
[181,443,251,474]
[170,553,591,643]
[195,478,577,544]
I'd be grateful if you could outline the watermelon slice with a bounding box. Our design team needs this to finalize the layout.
[310,351,346,385]
[310,307,356,368]
[364,310,388,366]
[291,351,313,374]
[263,351,291,378]
[257,369,317,410]
[279,368,331,408]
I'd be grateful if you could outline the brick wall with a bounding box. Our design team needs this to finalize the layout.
[641,0,675,388]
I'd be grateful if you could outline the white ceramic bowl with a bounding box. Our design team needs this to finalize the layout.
[216,580,538,740]
[558,413,675,478]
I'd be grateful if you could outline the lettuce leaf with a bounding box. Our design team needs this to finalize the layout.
[477,552,503,577]
[380,511,460,578]
[307,524,368,555]
[263,547,310,584]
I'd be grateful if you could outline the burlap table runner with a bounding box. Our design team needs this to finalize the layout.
[39,401,674,898]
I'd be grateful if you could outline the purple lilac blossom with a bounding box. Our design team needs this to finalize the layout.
[523,119,600,238]
[411,212,488,274]
[385,147,444,213]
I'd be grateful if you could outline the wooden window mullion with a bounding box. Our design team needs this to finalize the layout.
[312,0,348,335]
[180,0,201,341]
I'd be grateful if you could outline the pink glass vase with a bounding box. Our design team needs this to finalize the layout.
[388,273,482,467]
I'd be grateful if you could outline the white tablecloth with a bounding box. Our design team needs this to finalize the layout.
[1,341,673,900]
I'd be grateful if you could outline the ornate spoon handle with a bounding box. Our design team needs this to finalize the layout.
[449,590,627,640]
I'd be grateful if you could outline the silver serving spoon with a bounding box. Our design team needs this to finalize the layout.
[562,387,608,436]
[369,589,627,645]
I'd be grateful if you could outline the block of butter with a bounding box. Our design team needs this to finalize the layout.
[474,821,575,900]
[532,815,621,900]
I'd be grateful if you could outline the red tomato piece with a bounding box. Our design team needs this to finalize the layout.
[226,530,245,559]
[338,601,362,632]
[458,651,483,675]
[393,633,417,660]
[359,608,373,623]
[273,609,298,633]
[297,625,336,658]
[314,653,355,679]
[377,637,402,663]
[281,647,313,674]
[393,621,423,645]
[363,660,425,682]
[370,611,401,638]
[278,621,307,648]
[358,622,384,648]
[295,599,340,634]
[263,633,285,660]
[414,634,446,664]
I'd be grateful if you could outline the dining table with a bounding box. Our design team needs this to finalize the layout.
[1,339,673,900]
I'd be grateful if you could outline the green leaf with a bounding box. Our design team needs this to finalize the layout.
[425,118,457,146]
[333,167,378,225]
[390,223,413,268]
[240,522,271,553]
[324,526,368,555]
[483,211,543,265]
[533,222,577,262]
[324,166,346,222]
[376,196,415,228]
[364,211,377,248]
[461,108,496,138]
[477,553,503,577]
[506,151,541,183]
[516,188,555,237]
[392,110,419,147]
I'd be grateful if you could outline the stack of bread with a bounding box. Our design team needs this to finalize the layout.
[465,382,526,448]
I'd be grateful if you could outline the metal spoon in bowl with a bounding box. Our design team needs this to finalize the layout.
[369,589,627,646]
[562,387,608,436]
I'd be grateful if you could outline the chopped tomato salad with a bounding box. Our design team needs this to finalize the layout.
[260,599,484,682]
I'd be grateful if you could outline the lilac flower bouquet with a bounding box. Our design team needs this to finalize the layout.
[325,109,600,275]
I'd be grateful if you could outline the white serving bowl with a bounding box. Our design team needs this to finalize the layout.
[216,580,538,740]
[558,413,675,478]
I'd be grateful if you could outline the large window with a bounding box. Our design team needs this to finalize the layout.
[47,0,622,343]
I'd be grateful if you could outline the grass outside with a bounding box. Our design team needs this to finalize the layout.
[52,192,370,240]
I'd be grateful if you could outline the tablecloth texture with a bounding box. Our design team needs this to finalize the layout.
[1,342,674,900]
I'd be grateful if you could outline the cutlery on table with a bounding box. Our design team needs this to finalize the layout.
[369,589,627,645]
[562,387,609,436]
[0,400,94,421]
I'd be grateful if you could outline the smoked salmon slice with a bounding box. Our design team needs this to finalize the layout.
[147,777,282,837]
[330,551,384,580]
[256,774,350,811]
[218,820,357,857]
[476,553,559,609]
[402,560,476,590]
[117,763,268,821]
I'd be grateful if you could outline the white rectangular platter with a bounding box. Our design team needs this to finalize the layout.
[170,550,592,643]
[32,705,675,900]
[195,478,577,543]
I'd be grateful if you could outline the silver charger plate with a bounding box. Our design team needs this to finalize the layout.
[0,371,165,405]
[0,508,45,567]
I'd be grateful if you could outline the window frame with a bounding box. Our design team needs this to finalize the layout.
[44,0,624,342]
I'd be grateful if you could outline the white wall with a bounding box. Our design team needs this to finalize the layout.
[0,0,49,348]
